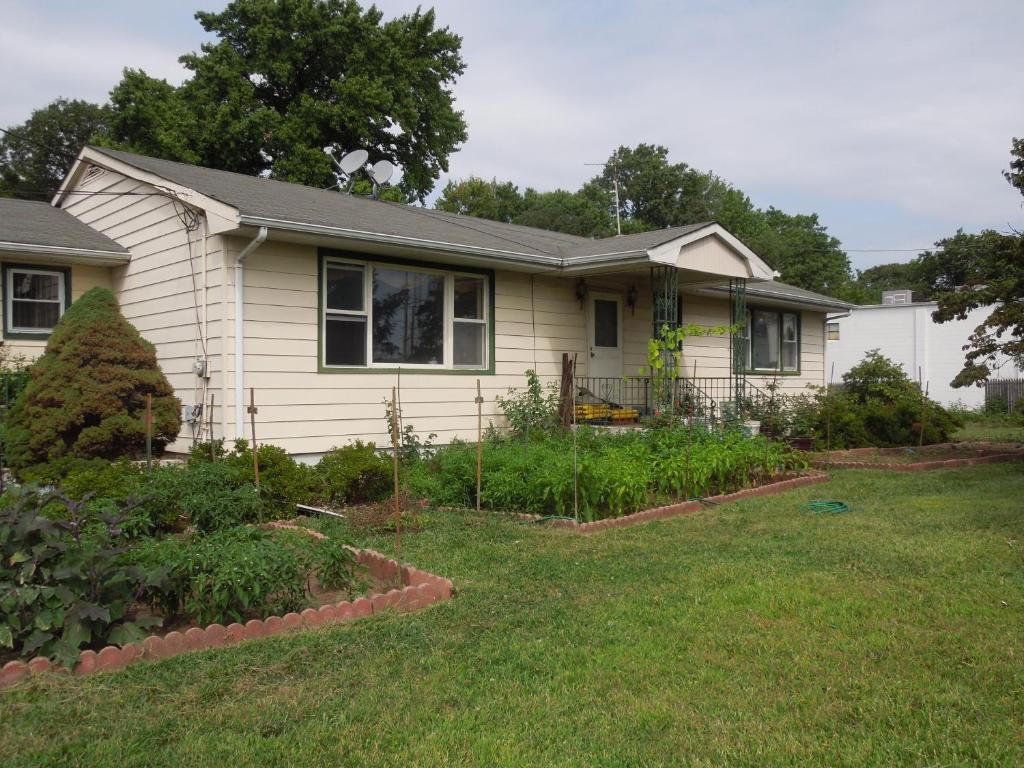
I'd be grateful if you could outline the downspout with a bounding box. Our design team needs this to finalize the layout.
[234,227,268,439]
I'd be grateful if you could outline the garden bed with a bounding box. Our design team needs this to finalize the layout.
[810,442,1024,471]
[0,534,453,688]
[516,471,829,532]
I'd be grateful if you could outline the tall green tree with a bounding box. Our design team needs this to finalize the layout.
[434,177,525,223]
[107,0,467,199]
[0,99,109,201]
[925,229,1024,387]
[1005,136,1024,196]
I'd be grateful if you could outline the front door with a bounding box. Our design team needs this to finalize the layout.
[588,293,623,381]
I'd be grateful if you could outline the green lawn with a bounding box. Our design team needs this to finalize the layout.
[955,416,1024,443]
[3,465,1023,767]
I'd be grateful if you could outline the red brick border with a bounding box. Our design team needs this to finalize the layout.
[810,443,1024,472]
[0,546,453,689]
[518,472,830,533]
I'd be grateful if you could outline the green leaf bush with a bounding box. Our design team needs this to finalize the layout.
[5,288,181,481]
[314,442,392,506]
[0,486,163,668]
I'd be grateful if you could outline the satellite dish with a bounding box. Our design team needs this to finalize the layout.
[337,149,368,175]
[369,160,394,186]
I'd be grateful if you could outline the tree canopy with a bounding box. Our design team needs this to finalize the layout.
[2,1,467,202]
[0,99,109,201]
[104,0,467,199]
[436,143,857,297]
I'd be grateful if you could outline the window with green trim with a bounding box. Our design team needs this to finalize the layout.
[740,308,800,373]
[321,255,490,370]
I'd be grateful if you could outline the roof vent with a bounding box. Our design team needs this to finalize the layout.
[882,289,913,305]
[83,165,106,185]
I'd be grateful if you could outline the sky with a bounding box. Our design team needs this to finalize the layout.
[2,0,1022,270]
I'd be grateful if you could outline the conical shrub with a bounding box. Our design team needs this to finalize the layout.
[5,287,181,480]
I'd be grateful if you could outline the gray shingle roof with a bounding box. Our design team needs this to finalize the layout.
[703,280,854,310]
[0,198,128,254]
[90,146,593,258]
[562,223,713,256]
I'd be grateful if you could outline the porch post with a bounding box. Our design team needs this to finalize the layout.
[730,277,747,417]
[650,265,680,414]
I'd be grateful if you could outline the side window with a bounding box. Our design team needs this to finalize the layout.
[5,266,68,335]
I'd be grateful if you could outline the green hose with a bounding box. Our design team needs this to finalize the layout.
[803,500,851,514]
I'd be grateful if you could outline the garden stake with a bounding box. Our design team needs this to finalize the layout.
[571,352,579,522]
[475,378,483,514]
[248,387,259,488]
[826,363,835,472]
[145,393,153,471]
[919,381,930,448]
[391,386,401,564]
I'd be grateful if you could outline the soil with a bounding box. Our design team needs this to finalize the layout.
[815,442,1024,465]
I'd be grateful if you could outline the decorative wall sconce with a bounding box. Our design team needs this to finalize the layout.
[575,278,588,309]
[627,283,639,316]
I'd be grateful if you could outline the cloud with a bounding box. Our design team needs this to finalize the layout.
[3,0,1022,269]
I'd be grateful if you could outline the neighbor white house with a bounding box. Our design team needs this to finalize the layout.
[0,146,852,459]
[826,289,1023,407]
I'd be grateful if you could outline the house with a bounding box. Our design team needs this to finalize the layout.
[2,146,852,459]
[825,290,1024,407]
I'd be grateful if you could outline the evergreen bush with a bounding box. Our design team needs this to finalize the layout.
[5,288,181,480]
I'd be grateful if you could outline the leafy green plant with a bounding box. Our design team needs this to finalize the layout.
[130,527,308,627]
[495,369,559,437]
[315,442,392,506]
[384,400,437,462]
[0,486,162,668]
[315,539,360,592]
[643,323,735,417]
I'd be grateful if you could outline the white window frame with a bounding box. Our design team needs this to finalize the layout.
[4,266,67,335]
[826,321,840,342]
[321,256,490,371]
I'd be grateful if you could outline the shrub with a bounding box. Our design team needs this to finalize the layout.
[0,486,162,667]
[5,288,181,481]
[315,442,392,506]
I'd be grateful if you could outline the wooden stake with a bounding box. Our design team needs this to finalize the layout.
[247,387,260,488]
[391,386,401,564]
[475,379,483,513]
[919,381,930,448]
[145,393,153,471]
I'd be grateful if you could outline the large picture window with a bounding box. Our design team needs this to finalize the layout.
[4,265,68,335]
[741,308,800,374]
[321,255,491,370]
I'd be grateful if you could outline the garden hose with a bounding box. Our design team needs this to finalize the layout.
[803,500,851,514]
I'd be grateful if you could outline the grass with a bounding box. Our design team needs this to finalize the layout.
[955,415,1024,443]
[3,465,1024,766]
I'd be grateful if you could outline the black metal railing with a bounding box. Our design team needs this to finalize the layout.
[574,375,765,424]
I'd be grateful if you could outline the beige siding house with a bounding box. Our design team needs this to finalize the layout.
[3,146,851,459]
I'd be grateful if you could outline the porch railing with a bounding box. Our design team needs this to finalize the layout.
[574,376,769,424]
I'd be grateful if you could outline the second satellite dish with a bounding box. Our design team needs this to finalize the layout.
[337,149,368,175]
[370,160,394,186]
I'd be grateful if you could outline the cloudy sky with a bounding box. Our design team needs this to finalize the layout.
[2,0,1022,269]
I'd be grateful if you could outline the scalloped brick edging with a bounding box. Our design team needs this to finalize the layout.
[0,548,453,689]
[517,472,830,533]
[810,443,1024,472]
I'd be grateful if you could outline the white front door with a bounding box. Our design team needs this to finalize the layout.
[588,293,623,380]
